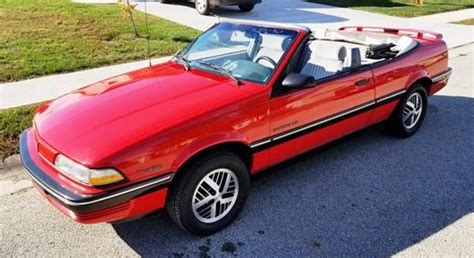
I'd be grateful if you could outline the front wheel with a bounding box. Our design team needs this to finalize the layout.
[238,4,254,12]
[166,152,250,236]
[387,84,428,137]
[195,0,211,15]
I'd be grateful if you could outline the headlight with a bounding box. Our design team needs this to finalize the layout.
[54,155,124,186]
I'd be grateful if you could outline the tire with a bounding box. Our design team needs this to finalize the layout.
[166,152,250,236]
[387,84,428,137]
[158,0,170,3]
[195,0,211,15]
[238,4,254,12]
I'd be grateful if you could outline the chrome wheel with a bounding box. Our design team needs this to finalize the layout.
[192,168,239,223]
[403,92,423,130]
[195,0,208,13]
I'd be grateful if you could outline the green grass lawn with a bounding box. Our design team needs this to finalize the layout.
[0,104,39,160]
[453,18,474,25]
[0,0,200,82]
[306,0,474,17]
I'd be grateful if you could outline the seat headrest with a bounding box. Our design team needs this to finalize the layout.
[337,47,347,61]
[344,47,361,69]
[281,37,292,50]
[307,41,347,61]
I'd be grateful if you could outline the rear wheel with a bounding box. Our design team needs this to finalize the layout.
[387,84,428,137]
[166,152,250,236]
[195,0,211,15]
[238,4,254,12]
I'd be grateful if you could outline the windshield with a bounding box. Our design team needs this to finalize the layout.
[177,22,298,84]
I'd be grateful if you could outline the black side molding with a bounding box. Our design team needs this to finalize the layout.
[250,89,406,152]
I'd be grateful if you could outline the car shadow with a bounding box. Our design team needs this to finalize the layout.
[113,95,473,256]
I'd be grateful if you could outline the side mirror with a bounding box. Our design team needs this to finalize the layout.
[281,73,315,89]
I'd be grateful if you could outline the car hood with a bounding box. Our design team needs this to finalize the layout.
[34,62,265,166]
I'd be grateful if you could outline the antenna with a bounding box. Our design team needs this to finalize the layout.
[144,0,152,67]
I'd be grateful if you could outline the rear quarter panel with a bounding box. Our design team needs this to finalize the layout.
[371,39,448,99]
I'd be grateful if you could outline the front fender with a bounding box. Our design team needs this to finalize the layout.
[171,131,250,171]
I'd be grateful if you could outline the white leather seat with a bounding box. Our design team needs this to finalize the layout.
[300,41,347,80]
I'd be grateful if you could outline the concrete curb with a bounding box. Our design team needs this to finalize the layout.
[0,154,21,171]
[0,155,32,196]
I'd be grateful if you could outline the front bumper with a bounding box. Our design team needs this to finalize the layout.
[19,129,173,223]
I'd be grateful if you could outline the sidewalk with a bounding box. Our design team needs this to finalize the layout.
[410,8,474,23]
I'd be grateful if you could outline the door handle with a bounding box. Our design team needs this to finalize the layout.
[355,78,370,87]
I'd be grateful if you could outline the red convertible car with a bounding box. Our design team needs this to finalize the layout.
[20,20,451,235]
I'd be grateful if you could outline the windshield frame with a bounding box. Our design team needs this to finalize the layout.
[174,22,301,85]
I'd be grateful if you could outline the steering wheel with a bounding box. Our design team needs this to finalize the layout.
[255,56,277,68]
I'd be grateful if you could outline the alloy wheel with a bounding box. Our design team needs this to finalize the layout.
[402,92,423,129]
[192,168,239,223]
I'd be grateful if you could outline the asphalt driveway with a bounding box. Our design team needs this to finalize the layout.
[1,47,473,256]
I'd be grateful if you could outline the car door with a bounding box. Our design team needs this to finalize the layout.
[268,61,375,165]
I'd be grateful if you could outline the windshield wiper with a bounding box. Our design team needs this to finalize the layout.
[195,61,241,85]
[173,55,191,71]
